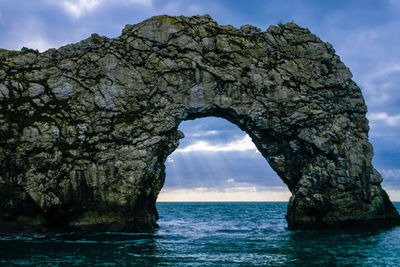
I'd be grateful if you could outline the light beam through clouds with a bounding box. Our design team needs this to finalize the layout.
[161,117,290,202]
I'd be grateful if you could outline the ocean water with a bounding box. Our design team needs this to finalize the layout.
[1,202,400,266]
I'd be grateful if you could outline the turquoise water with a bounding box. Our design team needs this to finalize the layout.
[1,202,400,266]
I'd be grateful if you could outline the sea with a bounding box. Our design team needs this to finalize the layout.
[0,202,399,266]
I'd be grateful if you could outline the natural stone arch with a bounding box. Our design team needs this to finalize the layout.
[0,15,399,232]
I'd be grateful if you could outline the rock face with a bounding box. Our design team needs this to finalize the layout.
[0,15,399,232]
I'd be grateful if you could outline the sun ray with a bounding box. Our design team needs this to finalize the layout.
[159,117,291,202]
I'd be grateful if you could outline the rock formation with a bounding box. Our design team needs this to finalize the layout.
[0,15,399,232]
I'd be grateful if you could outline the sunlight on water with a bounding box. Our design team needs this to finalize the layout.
[0,202,399,265]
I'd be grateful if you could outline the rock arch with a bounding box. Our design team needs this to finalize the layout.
[0,15,399,231]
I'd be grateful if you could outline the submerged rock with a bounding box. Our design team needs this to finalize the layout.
[0,15,399,232]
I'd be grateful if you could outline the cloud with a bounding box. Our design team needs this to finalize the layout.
[187,4,205,14]
[380,169,400,190]
[47,0,152,18]
[190,130,218,137]
[157,185,400,202]
[5,17,63,51]
[328,18,400,109]
[21,37,55,52]
[157,186,291,202]
[227,178,235,183]
[370,64,400,79]
[381,169,400,179]
[63,0,102,18]
[167,157,174,163]
[45,0,102,18]
[361,64,400,99]
[176,135,258,153]
[384,189,400,202]
[152,0,214,16]
[368,112,400,127]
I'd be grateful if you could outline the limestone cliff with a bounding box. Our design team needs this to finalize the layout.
[0,15,399,232]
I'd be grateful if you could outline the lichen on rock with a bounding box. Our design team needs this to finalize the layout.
[0,15,399,232]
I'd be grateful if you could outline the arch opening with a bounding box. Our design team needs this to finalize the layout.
[158,117,291,202]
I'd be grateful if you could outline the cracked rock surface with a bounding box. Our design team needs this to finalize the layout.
[0,15,399,232]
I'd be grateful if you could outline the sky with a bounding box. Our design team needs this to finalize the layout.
[0,0,399,201]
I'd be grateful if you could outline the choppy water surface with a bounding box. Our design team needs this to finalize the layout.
[1,202,399,266]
